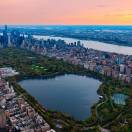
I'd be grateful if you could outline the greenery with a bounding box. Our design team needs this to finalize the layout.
[0,48,132,131]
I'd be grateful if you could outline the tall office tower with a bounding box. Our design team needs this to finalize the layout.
[0,35,3,48]
[5,25,7,31]
[2,25,8,48]
[8,33,12,47]
[0,109,6,128]
[120,64,125,74]
[11,30,23,47]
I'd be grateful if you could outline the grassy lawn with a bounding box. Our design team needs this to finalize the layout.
[31,65,48,73]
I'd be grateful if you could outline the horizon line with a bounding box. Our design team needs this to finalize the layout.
[0,24,132,26]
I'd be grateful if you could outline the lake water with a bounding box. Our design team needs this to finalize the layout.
[112,93,128,105]
[33,35,132,55]
[19,74,101,120]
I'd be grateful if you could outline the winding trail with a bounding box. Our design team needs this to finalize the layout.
[96,94,108,122]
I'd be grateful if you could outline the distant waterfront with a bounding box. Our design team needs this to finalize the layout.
[19,74,101,120]
[33,35,132,55]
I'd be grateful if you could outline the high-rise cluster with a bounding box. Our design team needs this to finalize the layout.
[0,25,24,48]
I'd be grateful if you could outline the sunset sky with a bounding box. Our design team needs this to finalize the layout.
[0,0,132,25]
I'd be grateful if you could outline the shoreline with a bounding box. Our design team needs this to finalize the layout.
[34,34,132,48]
[6,72,104,128]
[18,73,102,120]
[33,35,132,55]
[6,64,131,131]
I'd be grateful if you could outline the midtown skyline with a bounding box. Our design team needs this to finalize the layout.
[0,0,132,25]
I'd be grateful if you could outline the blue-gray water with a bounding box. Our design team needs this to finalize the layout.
[33,35,132,55]
[112,93,128,105]
[19,74,101,120]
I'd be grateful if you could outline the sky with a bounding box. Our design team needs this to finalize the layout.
[0,0,132,25]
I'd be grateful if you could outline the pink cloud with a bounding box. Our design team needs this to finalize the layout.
[0,0,132,24]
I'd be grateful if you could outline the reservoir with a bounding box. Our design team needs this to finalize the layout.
[19,74,101,120]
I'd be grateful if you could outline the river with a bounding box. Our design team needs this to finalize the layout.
[33,35,132,55]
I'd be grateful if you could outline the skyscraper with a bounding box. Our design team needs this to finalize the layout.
[2,25,8,48]
[10,30,22,47]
